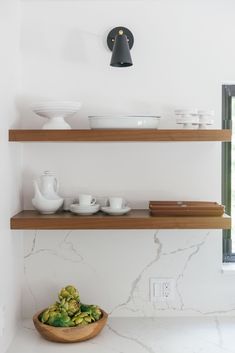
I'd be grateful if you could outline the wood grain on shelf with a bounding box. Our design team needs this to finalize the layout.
[8,129,232,142]
[10,210,231,230]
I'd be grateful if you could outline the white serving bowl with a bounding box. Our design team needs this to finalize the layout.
[89,116,161,129]
[31,101,82,129]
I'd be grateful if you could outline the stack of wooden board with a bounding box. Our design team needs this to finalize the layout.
[149,201,225,217]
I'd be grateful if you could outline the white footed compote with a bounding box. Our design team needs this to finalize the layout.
[31,101,82,129]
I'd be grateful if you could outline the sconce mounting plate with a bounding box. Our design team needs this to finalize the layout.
[107,27,134,51]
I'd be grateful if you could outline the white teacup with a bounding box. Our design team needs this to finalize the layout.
[78,194,96,206]
[108,197,126,209]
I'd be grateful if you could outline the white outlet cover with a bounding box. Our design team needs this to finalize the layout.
[150,278,175,302]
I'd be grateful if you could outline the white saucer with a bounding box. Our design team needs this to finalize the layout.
[70,204,100,215]
[101,206,131,216]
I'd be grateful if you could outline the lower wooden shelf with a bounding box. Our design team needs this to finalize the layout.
[10,210,231,230]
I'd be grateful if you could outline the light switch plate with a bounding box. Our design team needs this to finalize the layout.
[150,278,175,302]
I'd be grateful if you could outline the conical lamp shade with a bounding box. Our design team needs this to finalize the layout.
[110,34,133,67]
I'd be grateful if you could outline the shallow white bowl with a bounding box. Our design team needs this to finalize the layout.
[89,116,161,130]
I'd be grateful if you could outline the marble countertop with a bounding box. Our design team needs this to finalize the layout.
[7,317,235,353]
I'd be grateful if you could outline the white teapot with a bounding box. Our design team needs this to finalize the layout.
[32,171,63,214]
[39,171,61,199]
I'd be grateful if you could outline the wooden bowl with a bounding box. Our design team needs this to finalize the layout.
[33,309,108,343]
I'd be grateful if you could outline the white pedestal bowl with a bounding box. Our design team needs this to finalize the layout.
[31,101,82,130]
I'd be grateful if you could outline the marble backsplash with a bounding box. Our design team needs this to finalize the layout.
[23,229,235,318]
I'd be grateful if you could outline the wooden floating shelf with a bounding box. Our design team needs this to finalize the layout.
[10,210,231,230]
[8,129,231,142]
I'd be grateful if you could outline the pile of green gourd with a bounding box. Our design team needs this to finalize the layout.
[39,285,102,327]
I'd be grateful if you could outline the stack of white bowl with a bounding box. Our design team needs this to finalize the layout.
[31,101,82,130]
[175,110,214,129]
[197,110,214,129]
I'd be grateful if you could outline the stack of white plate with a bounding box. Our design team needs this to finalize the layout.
[31,101,82,130]
[89,116,161,129]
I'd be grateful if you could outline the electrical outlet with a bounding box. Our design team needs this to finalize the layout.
[150,278,175,302]
[0,305,6,337]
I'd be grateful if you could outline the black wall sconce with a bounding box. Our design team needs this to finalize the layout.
[107,26,134,67]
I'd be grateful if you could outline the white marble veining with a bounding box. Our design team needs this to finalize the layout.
[7,317,235,353]
[23,229,235,318]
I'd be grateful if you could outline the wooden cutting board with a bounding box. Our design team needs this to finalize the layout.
[149,201,224,217]
[149,201,221,207]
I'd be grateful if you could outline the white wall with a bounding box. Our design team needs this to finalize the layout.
[0,1,23,352]
[20,0,235,317]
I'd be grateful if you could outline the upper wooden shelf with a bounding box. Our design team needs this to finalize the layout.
[10,210,231,230]
[8,129,231,142]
